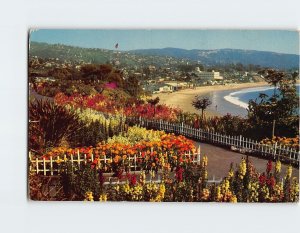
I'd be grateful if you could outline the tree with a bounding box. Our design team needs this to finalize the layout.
[124,75,143,98]
[177,64,196,73]
[147,97,160,117]
[247,71,299,139]
[192,96,212,119]
[48,67,72,80]
[264,69,284,96]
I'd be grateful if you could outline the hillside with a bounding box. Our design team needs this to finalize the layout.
[29,42,299,69]
[29,42,193,67]
[131,47,299,69]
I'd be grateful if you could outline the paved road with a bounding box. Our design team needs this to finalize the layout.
[195,142,299,180]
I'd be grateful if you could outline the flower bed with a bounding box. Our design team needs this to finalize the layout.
[37,127,196,176]
[261,136,299,151]
[54,92,181,122]
[29,156,299,202]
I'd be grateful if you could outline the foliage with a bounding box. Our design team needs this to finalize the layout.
[37,128,196,176]
[179,112,248,135]
[147,97,160,106]
[248,71,299,139]
[29,100,83,151]
[107,126,162,145]
[70,121,107,147]
[28,173,65,201]
[261,136,299,151]
[70,108,126,147]
[72,163,101,199]
[124,76,144,98]
[192,96,212,118]
[30,156,299,202]
[55,92,181,122]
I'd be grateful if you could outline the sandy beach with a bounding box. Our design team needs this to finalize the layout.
[153,82,269,117]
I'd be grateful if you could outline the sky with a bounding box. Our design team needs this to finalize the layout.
[30,29,299,55]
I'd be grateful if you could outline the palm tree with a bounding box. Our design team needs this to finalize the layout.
[192,96,212,119]
[263,70,285,138]
[264,69,284,96]
[147,97,160,117]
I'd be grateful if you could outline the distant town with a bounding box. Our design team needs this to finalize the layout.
[29,55,270,96]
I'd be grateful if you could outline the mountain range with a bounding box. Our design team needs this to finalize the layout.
[29,42,299,69]
[131,48,299,69]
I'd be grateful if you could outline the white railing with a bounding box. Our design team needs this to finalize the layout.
[129,117,299,165]
[29,146,201,176]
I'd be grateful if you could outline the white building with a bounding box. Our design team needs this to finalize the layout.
[195,68,224,81]
[146,84,174,94]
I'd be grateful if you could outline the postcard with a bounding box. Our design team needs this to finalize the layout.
[28,29,299,202]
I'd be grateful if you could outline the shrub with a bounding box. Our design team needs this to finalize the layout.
[107,126,162,145]
[29,100,83,151]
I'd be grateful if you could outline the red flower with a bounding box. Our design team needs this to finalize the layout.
[141,151,146,158]
[259,174,266,185]
[266,176,275,188]
[130,175,137,186]
[175,166,184,182]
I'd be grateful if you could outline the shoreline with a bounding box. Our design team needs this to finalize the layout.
[153,82,269,117]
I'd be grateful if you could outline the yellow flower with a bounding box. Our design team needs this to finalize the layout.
[202,156,208,167]
[216,186,222,201]
[56,158,64,164]
[230,195,237,203]
[228,169,234,179]
[99,194,107,202]
[84,191,94,201]
[201,188,210,201]
[239,159,247,178]
[224,179,230,191]
[275,160,281,173]
[286,165,292,179]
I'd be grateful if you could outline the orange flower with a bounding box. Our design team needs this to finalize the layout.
[113,155,120,163]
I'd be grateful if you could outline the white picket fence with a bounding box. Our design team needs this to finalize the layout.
[129,117,299,165]
[29,146,201,176]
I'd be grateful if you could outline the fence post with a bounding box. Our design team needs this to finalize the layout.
[71,154,74,170]
[239,135,242,148]
[29,151,32,173]
[43,157,46,176]
[50,156,53,175]
[273,142,277,160]
[134,154,137,171]
[197,145,201,165]
[77,150,81,167]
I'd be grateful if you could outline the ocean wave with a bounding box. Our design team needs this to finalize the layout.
[223,93,249,109]
[223,86,273,109]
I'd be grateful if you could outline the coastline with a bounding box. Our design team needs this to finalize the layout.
[153,82,269,117]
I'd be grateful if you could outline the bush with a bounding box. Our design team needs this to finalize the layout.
[29,100,83,151]
[107,126,162,145]
[70,121,107,147]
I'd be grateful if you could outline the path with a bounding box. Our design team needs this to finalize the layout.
[29,87,54,102]
[195,142,299,180]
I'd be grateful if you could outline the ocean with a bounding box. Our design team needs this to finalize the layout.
[206,84,299,117]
